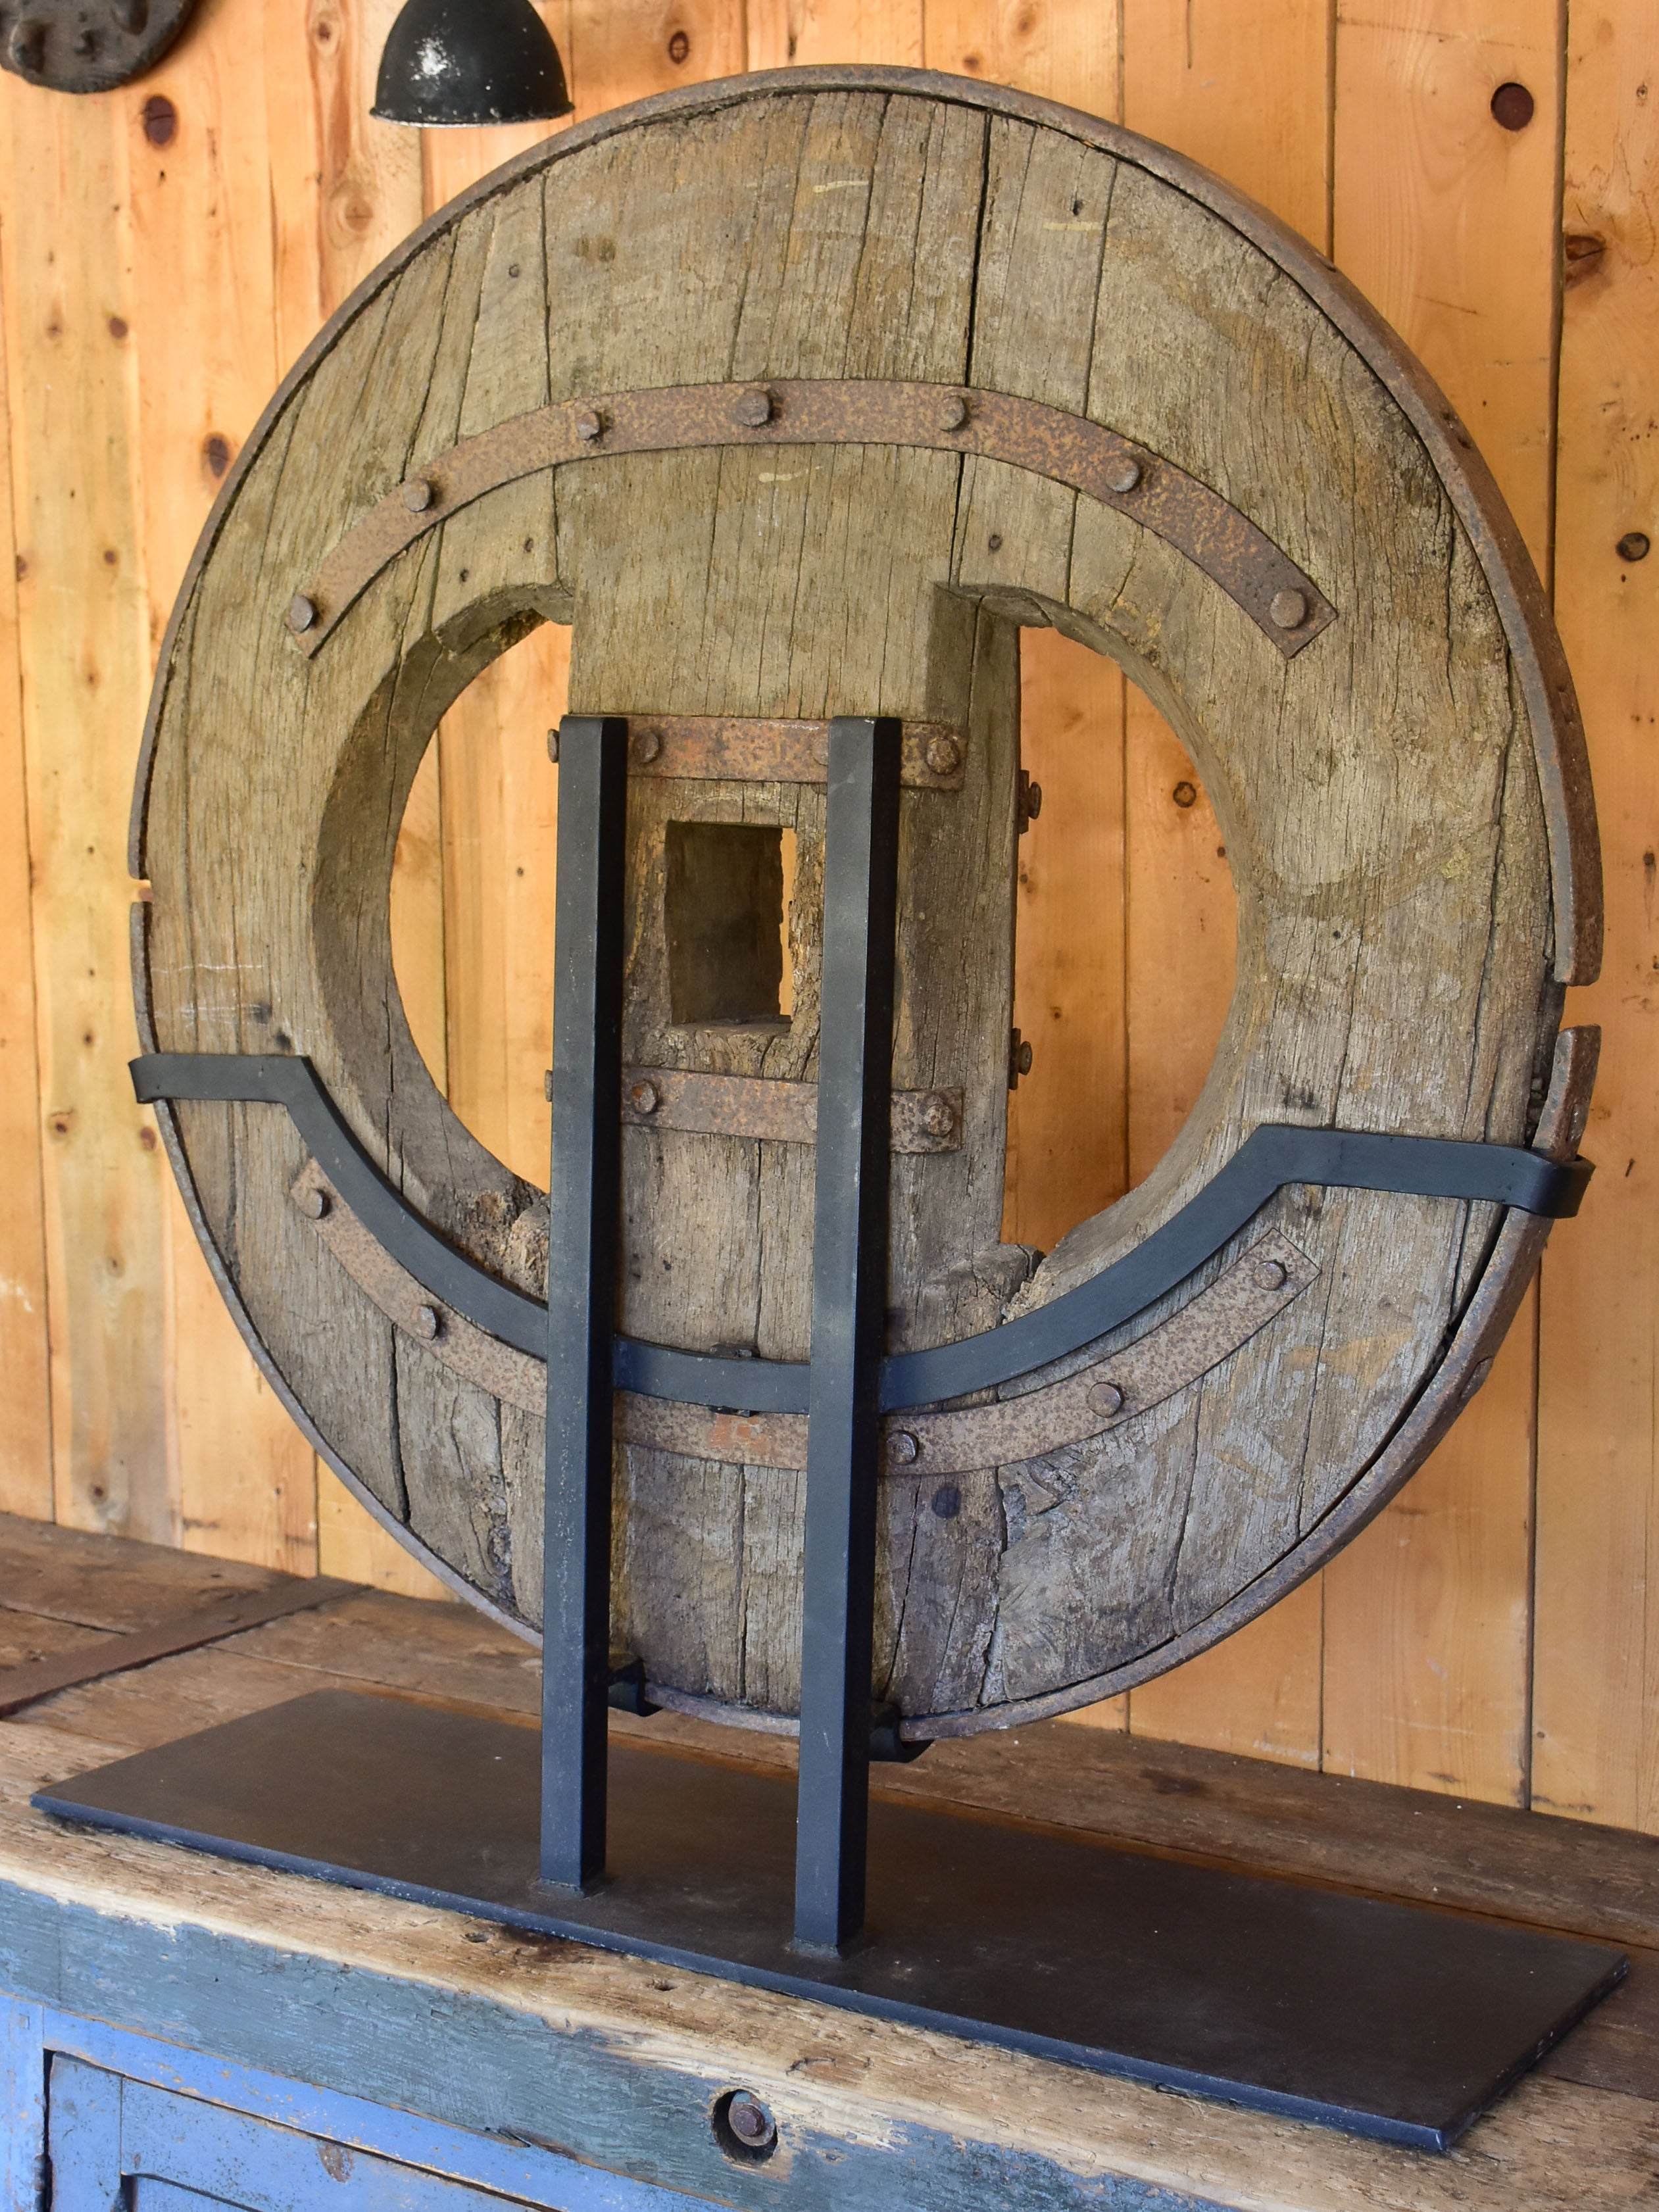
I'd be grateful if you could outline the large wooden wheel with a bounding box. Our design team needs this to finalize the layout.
[133,67,1598,1740]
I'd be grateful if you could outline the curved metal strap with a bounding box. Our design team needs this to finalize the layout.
[134,1054,1591,1417]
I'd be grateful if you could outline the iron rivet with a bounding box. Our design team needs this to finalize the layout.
[918,1092,954,1138]
[1026,779,1043,819]
[725,2094,776,2152]
[1087,1379,1125,1418]
[403,478,433,513]
[287,593,317,633]
[573,406,604,443]
[987,533,1003,551]
[888,1430,920,1465]
[544,1069,555,1103]
[939,391,968,432]
[296,1187,329,1221]
[931,1483,962,1519]
[1270,587,1308,630]
[1491,81,1535,132]
[1105,455,1142,495]
[1172,780,1198,808]
[1617,530,1650,563]
[547,727,560,763]
[414,1304,441,1340]
[735,386,774,429]
[631,1081,660,1116]
[924,733,961,776]
[1459,1356,1494,1404]
[1251,1257,1289,1291]
[9,20,45,71]
[633,729,662,764]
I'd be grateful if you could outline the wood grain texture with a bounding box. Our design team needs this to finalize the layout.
[0,80,171,1546]
[0,3,1640,1831]
[134,76,1575,1742]
[1321,0,1564,1806]
[1058,0,1325,1763]
[1533,0,1659,1834]
[0,264,51,1523]
[124,4,322,1581]
[0,1517,1654,2212]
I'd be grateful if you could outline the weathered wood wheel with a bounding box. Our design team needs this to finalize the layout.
[133,66,1599,1742]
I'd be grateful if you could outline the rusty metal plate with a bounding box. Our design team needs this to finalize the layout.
[0,0,197,91]
[623,714,966,791]
[623,1068,963,1153]
[290,380,1337,661]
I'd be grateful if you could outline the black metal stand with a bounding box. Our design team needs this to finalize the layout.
[47,709,1623,2151]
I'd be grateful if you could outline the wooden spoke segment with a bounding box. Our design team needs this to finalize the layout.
[133,68,1597,1738]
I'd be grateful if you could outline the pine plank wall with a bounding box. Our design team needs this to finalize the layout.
[0,0,1652,1832]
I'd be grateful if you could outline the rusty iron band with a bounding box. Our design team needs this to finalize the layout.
[620,715,966,791]
[289,381,1337,660]
[291,1153,1318,1476]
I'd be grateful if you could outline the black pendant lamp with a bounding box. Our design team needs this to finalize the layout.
[373,0,573,126]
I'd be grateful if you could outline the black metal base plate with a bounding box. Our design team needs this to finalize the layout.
[34,1689,1625,2151]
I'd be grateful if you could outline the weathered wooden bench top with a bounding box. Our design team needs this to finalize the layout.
[1,1509,1654,2209]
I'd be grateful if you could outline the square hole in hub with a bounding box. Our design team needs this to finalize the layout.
[665,821,789,1028]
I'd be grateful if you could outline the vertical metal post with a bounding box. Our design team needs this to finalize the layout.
[793,715,902,1954]
[541,714,629,1892]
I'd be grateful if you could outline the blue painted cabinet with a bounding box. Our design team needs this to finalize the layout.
[3,1998,712,2212]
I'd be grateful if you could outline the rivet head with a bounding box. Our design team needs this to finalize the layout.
[403,478,433,513]
[287,593,317,633]
[296,1187,329,1221]
[9,20,45,71]
[1617,530,1650,563]
[1251,1256,1289,1292]
[725,2094,777,2152]
[547,727,560,764]
[924,732,962,776]
[931,1483,962,1519]
[633,729,662,764]
[630,1081,660,1116]
[735,386,775,429]
[414,1304,441,1341]
[1269,587,1308,630]
[938,391,968,432]
[573,406,604,443]
[887,1429,920,1465]
[1105,455,1142,495]
[1087,1379,1125,1419]
[918,1092,955,1139]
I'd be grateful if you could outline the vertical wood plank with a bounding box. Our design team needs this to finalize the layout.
[389,745,449,1091]
[1322,0,1563,1804]
[748,0,919,69]
[1114,0,1328,1764]
[1003,633,1127,1262]
[0,82,170,1546]
[316,1465,449,1598]
[0,260,53,1523]
[922,0,1120,120]
[123,0,318,1578]
[265,0,424,366]
[1533,0,1659,1834]
[0,1997,46,2212]
[260,0,426,1587]
[42,2057,121,2212]
[568,0,746,122]
[437,628,569,1191]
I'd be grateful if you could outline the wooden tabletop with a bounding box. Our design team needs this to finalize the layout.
[1,1509,1654,2211]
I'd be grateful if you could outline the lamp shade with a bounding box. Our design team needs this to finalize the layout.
[372,0,573,126]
